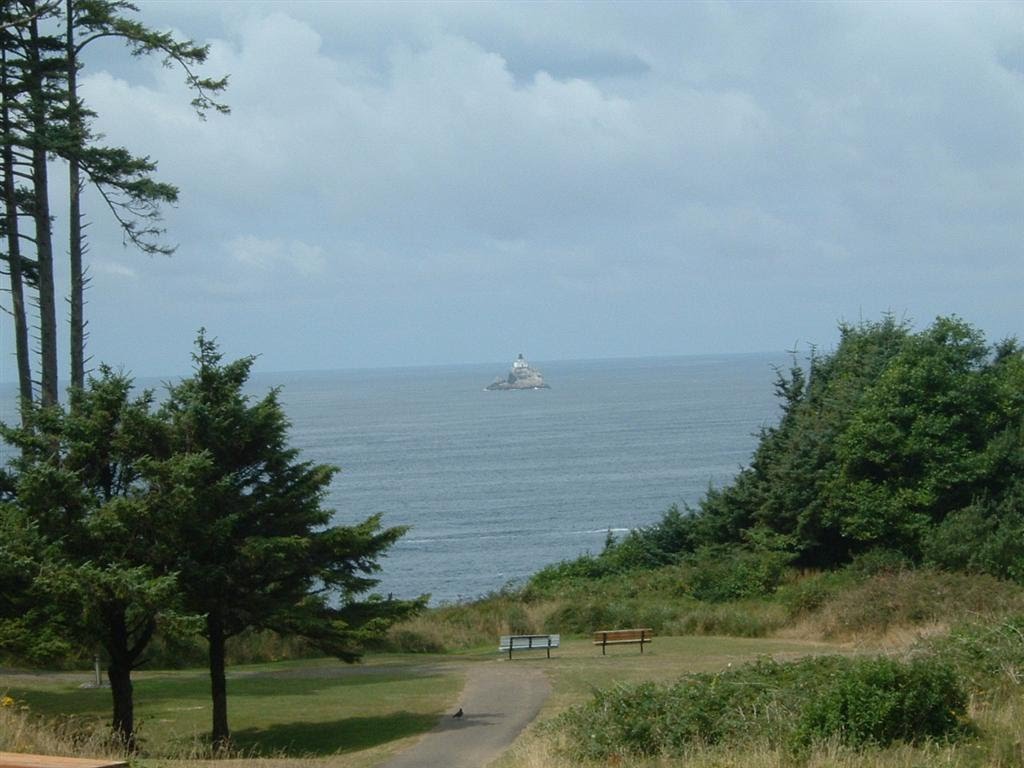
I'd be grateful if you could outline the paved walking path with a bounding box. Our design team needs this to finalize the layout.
[378,661,550,768]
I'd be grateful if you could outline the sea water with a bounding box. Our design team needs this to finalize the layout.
[0,353,787,605]
[260,354,785,603]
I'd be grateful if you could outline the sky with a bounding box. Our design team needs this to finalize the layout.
[2,0,1022,380]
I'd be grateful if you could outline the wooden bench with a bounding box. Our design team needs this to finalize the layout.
[0,754,127,768]
[498,633,560,660]
[593,628,654,655]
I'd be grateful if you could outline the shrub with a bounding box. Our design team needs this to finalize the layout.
[524,555,616,597]
[777,570,850,620]
[553,657,826,760]
[524,505,697,598]
[542,598,679,635]
[553,654,971,761]
[924,615,1024,699]
[845,548,914,578]
[795,656,968,747]
[923,500,1024,584]
[686,546,791,602]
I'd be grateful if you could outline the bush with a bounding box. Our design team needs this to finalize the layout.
[777,570,851,620]
[924,615,1024,699]
[525,555,617,596]
[686,546,791,602]
[380,592,555,651]
[542,598,680,635]
[553,654,971,761]
[845,548,914,578]
[796,656,968,747]
[923,500,1024,584]
[524,506,697,597]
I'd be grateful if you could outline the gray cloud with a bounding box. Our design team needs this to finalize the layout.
[1,1,1021,379]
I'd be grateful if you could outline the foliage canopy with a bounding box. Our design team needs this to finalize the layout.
[531,315,1024,593]
[0,334,421,748]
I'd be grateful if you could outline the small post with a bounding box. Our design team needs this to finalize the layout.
[94,654,101,687]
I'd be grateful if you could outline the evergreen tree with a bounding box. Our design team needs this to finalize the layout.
[703,316,1024,568]
[62,0,228,389]
[587,315,1024,580]
[158,333,423,748]
[0,367,196,748]
[15,0,64,405]
[1,0,228,402]
[0,4,36,412]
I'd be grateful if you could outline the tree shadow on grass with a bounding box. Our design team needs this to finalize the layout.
[12,670,449,715]
[230,711,440,756]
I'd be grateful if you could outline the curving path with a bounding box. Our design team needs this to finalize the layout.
[378,660,550,768]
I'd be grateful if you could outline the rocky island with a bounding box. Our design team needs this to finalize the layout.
[485,353,550,390]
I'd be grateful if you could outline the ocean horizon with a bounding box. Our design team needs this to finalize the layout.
[0,352,789,604]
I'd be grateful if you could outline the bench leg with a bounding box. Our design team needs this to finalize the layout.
[508,646,513,661]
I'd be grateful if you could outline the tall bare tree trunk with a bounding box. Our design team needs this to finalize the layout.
[28,10,58,406]
[1,43,34,414]
[66,0,85,390]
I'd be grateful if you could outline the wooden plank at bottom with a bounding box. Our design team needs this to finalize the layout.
[0,753,127,768]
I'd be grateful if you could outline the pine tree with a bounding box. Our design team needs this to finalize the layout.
[0,367,197,749]
[0,5,35,413]
[62,0,228,389]
[158,333,424,748]
[1,0,228,401]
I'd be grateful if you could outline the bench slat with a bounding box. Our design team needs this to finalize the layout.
[593,628,654,654]
[0,754,127,768]
[498,634,559,659]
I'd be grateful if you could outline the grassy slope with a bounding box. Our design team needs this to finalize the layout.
[5,569,1024,767]
[1,655,462,765]
[494,633,1024,768]
[1,636,850,765]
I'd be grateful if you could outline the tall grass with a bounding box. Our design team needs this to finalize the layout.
[796,569,1024,641]
[381,593,553,652]
[384,566,1024,654]
[505,725,1023,768]
[0,694,126,761]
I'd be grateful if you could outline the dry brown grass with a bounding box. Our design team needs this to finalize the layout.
[499,732,954,768]
[384,596,562,652]
[806,570,1024,641]
[0,694,126,762]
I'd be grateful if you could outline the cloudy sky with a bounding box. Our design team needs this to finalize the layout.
[3,0,1022,379]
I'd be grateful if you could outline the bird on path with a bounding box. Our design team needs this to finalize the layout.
[453,708,463,718]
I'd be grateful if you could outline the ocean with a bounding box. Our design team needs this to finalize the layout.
[0,353,787,605]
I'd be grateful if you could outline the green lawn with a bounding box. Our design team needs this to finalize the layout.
[1,636,848,765]
[513,634,843,709]
[2,655,462,760]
